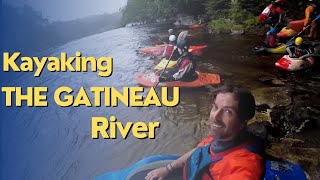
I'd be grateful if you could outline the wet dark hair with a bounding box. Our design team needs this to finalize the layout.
[212,85,256,122]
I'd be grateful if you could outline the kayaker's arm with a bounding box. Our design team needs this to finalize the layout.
[162,44,168,58]
[145,148,196,180]
[304,6,313,27]
[170,148,196,170]
[286,45,294,57]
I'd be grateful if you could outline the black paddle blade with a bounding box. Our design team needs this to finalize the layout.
[177,31,188,45]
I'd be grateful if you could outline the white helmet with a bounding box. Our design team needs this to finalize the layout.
[169,35,176,42]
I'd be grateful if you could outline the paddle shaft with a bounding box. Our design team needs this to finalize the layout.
[154,31,189,90]
[286,25,310,44]
[154,47,181,89]
[286,14,320,44]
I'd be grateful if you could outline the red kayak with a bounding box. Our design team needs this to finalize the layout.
[135,71,221,87]
[278,19,307,38]
[275,55,315,71]
[138,45,208,56]
[288,19,305,32]
[189,24,205,29]
[258,4,272,23]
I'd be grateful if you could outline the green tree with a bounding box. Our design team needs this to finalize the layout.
[122,0,205,24]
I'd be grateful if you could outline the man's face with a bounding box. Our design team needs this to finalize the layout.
[209,93,242,141]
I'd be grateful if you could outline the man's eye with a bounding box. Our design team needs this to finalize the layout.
[224,109,232,114]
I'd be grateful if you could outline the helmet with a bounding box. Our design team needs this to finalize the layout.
[269,27,277,34]
[270,0,279,5]
[308,0,317,5]
[295,37,303,45]
[168,29,175,35]
[169,35,176,42]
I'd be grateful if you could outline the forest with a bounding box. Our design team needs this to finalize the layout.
[3,0,307,55]
[122,0,305,32]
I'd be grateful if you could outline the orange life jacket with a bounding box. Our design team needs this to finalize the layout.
[183,136,264,180]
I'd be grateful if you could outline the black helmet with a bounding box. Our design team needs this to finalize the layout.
[308,0,317,5]
[168,29,175,35]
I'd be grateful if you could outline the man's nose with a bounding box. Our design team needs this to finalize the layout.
[211,109,222,122]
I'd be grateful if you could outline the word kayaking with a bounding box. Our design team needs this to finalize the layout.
[1,87,180,107]
[3,52,112,77]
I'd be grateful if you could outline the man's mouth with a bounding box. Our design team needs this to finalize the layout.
[212,123,223,129]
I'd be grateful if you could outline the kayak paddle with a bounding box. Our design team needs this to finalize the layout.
[286,13,320,45]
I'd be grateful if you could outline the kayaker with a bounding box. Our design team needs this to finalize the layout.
[168,29,175,36]
[286,37,313,58]
[162,35,177,59]
[145,85,265,180]
[156,29,175,45]
[303,0,320,40]
[197,15,204,24]
[265,27,280,48]
[266,0,285,27]
[158,39,197,82]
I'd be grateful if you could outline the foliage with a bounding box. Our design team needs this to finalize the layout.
[238,0,268,15]
[121,0,293,31]
[231,24,243,30]
[243,17,259,29]
[204,0,229,19]
[229,0,246,22]
[206,0,262,32]
[122,0,205,24]
[208,19,233,33]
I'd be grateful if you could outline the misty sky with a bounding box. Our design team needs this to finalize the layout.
[6,0,127,21]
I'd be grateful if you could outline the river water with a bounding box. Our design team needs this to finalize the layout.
[2,23,295,180]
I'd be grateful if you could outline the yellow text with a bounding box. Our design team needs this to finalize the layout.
[54,86,180,107]
[92,116,160,139]
[3,52,112,77]
[1,87,48,107]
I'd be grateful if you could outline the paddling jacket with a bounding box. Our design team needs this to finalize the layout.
[265,33,278,47]
[163,44,175,59]
[270,5,282,17]
[259,4,283,23]
[286,44,313,58]
[304,5,320,26]
[183,134,264,180]
[172,53,196,81]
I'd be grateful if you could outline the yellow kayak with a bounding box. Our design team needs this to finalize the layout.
[154,58,177,70]
[266,43,286,53]
[254,43,287,54]
[277,27,298,38]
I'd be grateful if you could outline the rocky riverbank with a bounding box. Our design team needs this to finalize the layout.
[248,71,320,179]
